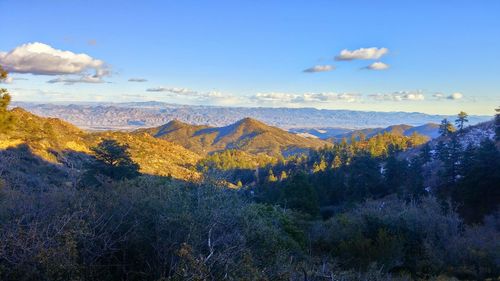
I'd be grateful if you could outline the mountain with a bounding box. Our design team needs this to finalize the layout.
[137,117,330,156]
[289,123,441,141]
[12,101,492,131]
[322,123,441,142]
[0,108,201,184]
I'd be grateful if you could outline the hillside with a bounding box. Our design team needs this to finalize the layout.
[0,108,201,182]
[325,123,440,142]
[137,117,330,156]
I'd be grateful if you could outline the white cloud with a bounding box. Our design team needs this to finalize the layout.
[432,93,445,99]
[335,47,389,61]
[252,92,361,104]
[0,42,109,78]
[128,78,148,82]
[432,92,464,100]
[364,61,389,70]
[447,92,463,100]
[146,87,197,94]
[369,91,425,101]
[303,65,335,73]
[47,76,106,85]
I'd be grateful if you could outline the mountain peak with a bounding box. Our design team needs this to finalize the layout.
[233,117,268,129]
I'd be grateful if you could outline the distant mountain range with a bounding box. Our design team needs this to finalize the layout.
[290,123,442,141]
[12,101,492,131]
[137,117,329,157]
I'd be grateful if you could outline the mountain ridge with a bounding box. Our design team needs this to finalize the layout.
[137,117,330,156]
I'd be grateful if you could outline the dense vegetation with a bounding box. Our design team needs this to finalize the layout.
[1,70,499,280]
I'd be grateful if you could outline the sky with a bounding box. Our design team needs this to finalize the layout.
[1,0,499,115]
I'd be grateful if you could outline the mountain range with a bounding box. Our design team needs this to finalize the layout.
[12,101,492,131]
[291,123,442,141]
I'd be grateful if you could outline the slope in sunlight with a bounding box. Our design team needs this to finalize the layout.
[0,108,201,181]
[137,117,331,156]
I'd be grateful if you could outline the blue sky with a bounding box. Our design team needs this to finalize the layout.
[1,0,499,114]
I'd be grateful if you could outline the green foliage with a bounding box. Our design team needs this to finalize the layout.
[0,178,306,280]
[82,139,140,185]
[311,197,499,279]
[496,107,500,141]
[452,139,500,223]
[0,66,13,133]
[439,118,455,137]
[455,111,469,131]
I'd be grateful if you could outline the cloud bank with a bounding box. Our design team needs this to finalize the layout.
[369,91,425,101]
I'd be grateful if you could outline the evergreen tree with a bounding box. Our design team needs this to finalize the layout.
[0,66,13,133]
[267,169,277,182]
[453,139,500,223]
[346,153,384,201]
[279,170,287,181]
[419,142,432,164]
[406,157,425,199]
[82,139,140,185]
[455,111,469,132]
[280,173,319,216]
[384,154,407,195]
[331,155,342,169]
[495,107,500,141]
[439,118,455,137]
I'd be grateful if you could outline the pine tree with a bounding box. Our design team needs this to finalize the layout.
[439,118,455,137]
[331,155,342,169]
[267,169,277,182]
[0,65,13,133]
[454,139,500,223]
[419,142,432,164]
[495,107,500,141]
[279,170,287,181]
[82,139,140,185]
[455,111,469,132]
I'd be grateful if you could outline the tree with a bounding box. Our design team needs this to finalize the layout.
[0,65,13,133]
[495,107,500,141]
[280,173,319,216]
[266,169,277,182]
[455,111,469,132]
[439,118,455,137]
[331,155,342,169]
[279,170,287,181]
[82,139,140,185]
[453,139,500,223]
